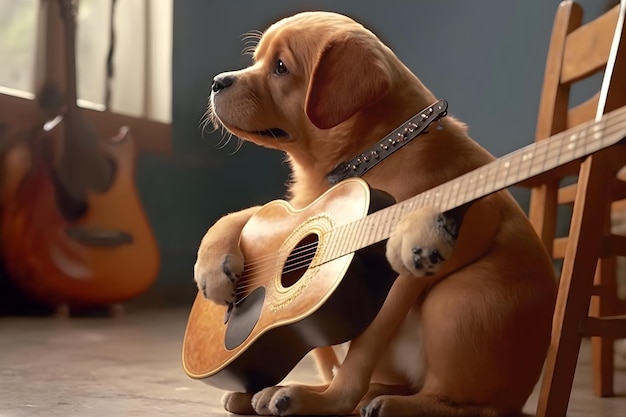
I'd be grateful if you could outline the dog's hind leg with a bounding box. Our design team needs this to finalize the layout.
[251,384,329,415]
[246,346,338,415]
[251,276,429,416]
[356,383,416,413]
[361,393,509,417]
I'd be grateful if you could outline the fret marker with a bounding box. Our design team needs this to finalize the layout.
[522,152,533,161]
[592,123,604,141]
[569,133,578,142]
[504,161,510,168]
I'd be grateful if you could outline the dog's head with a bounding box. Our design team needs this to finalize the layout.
[208,12,434,156]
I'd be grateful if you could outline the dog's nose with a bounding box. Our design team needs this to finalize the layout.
[212,74,234,93]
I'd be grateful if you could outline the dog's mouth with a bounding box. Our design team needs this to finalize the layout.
[254,127,289,139]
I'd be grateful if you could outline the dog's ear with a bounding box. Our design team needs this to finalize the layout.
[305,35,391,129]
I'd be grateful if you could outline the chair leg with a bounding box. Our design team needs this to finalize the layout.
[528,180,560,254]
[590,257,617,397]
[536,154,613,417]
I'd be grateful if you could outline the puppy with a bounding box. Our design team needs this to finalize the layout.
[195,11,556,417]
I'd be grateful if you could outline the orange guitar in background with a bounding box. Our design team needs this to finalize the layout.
[0,0,159,310]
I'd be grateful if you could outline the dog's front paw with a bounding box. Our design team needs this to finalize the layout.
[221,392,255,415]
[194,251,244,305]
[386,206,458,277]
[251,386,283,415]
[252,385,349,416]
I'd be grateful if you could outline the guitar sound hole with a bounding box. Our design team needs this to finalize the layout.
[281,233,318,288]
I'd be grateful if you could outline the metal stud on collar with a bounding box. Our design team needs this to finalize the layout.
[326,99,448,184]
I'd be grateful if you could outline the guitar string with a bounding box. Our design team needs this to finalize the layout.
[234,257,319,295]
[236,239,322,275]
[234,217,368,285]
[234,242,323,294]
[369,110,626,225]
[229,218,368,277]
[231,227,356,294]
[232,111,626,295]
[235,207,393,279]
[457,116,626,210]
[432,110,626,211]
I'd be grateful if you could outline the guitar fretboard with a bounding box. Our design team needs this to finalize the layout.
[318,105,626,266]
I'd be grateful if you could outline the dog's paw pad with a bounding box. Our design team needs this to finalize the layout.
[386,206,457,278]
[252,386,282,415]
[273,394,291,414]
[361,403,381,417]
[222,254,242,283]
[194,253,243,305]
[412,246,446,275]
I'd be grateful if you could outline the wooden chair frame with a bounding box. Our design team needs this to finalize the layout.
[530,1,626,415]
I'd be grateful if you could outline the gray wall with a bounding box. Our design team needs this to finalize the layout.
[140,0,613,296]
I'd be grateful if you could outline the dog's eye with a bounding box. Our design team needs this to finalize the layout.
[274,59,289,75]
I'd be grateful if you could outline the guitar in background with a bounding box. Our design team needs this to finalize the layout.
[0,0,159,312]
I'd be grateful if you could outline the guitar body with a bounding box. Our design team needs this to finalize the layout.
[182,178,397,393]
[0,127,159,306]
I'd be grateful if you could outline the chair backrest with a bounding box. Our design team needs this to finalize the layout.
[536,0,626,142]
[529,1,626,253]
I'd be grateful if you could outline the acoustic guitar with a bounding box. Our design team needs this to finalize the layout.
[182,105,626,393]
[0,0,159,307]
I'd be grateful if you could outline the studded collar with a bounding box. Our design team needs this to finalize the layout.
[326,99,448,184]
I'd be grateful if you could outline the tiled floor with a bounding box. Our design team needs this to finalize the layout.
[0,307,624,417]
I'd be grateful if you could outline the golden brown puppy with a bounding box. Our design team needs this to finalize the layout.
[195,11,556,417]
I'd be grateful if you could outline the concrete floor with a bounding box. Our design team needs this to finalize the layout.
[0,307,625,417]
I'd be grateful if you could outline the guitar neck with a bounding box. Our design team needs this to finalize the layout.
[59,0,79,110]
[318,105,626,265]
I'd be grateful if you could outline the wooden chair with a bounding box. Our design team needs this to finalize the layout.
[525,1,626,415]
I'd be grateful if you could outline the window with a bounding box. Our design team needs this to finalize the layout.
[0,0,37,95]
[0,0,172,123]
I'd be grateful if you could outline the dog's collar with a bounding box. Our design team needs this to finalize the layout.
[326,99,448,184]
